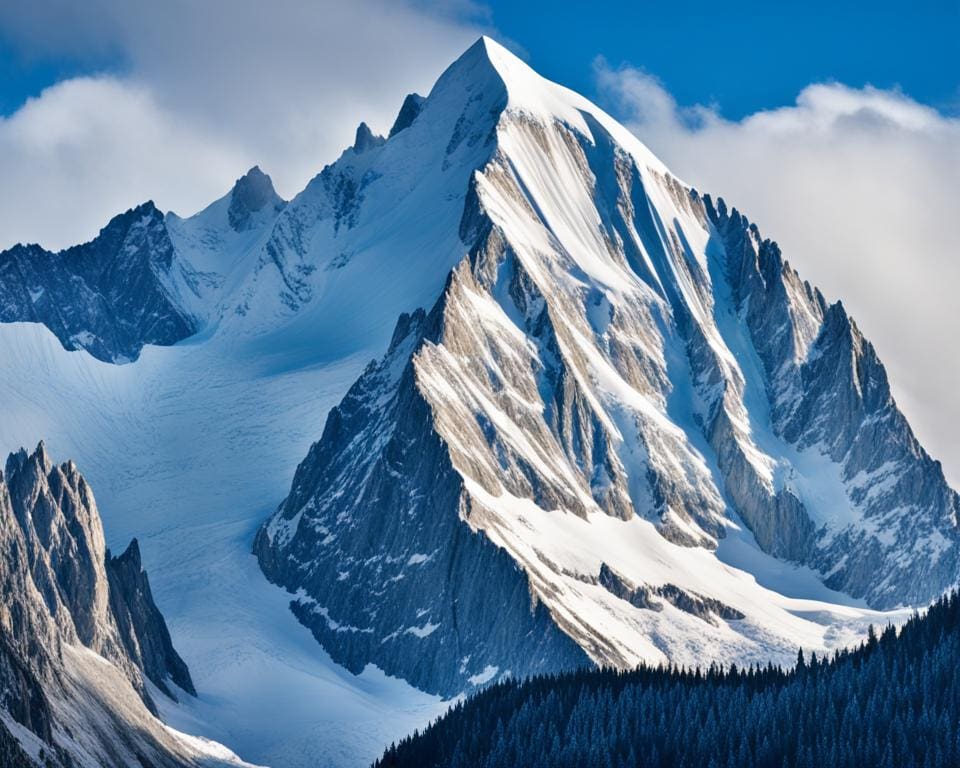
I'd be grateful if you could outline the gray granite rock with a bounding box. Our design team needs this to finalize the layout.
[255,297,589,696]
[705,197,960,608]
[388,93,426,137]
[106,539,195,700]
[0,444,197,766]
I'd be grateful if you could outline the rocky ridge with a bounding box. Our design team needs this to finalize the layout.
[0,167,287,363]
[0,443,231,767]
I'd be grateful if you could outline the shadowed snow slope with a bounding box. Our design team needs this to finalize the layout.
[0,35,956,767]
[0,325,443,768]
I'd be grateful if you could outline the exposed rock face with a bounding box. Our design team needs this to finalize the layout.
[0,719,40,768]
[0,202,199,362]
[106,539,196,699]
[227,166,285,232]
[254,304,588,695]
[598,564,745,625]
[2,443,125,672]
[256,37,960,695]
[704,198,960,605]
[352,122,386,154]
[0,444,203,766]
[388,93,426,137]
[0,633,54,746]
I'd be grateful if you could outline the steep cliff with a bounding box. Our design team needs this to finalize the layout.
[0,444,239,767]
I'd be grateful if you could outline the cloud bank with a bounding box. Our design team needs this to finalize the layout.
[596,61,960,486]
[0,0,484,249]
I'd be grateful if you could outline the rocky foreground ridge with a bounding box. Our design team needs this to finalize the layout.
[0,444,235,767]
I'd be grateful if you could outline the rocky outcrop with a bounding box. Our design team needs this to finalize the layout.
[388,93,426,137]
[705,197,960,607]
[106,539,196,699]
[227,166,285,232]
[254,300,589,696]
[0,720,43,768]
[352,122,386,154]
[0,444,203,766]
[0,633,54,746]
[598,564,744,625]
[0,202,199,362]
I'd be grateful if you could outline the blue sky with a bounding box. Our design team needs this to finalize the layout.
[487,0,959,118]
[0,39,120,115]
[2,0,956,119]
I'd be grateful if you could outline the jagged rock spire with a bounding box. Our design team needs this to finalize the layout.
[352,121,386,153]
[106,537,196,698]
[228,165,283,231]
[0,445,196,705]
[388,93,426,138]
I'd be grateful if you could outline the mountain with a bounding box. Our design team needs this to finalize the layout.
[0,34,956,768]
[0,202,196,363]
[254,38,959,695]
[375,590,960,768]
[0,166,286,363]
[165,165,286,318]
[0,443,245,767]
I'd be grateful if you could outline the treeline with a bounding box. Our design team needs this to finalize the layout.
[375,590,960,768]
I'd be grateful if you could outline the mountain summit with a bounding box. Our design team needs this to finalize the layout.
[253,37,959,694]
[228,166,284,232]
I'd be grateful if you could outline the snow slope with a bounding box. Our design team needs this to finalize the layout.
[0,323,444,768]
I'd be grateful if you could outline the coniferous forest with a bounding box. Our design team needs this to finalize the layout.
[375,591,960,768]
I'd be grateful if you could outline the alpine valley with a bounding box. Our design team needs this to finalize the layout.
[0,37,955,767]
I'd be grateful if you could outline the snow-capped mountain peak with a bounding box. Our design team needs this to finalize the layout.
[1,34,956,763]
[228,165,285,231]
[254,35,959,694]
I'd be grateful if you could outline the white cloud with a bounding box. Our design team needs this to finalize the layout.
[597,61,960,487]
[0,76,253,250]
[0,0,485,249]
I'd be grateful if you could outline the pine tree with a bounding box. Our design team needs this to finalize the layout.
[374,591,960,768]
